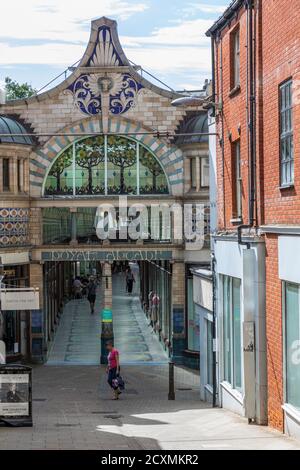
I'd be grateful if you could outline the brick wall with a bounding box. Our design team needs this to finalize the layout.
[265,234,284,431]
[214,7,252,229]
[262,0,300,226]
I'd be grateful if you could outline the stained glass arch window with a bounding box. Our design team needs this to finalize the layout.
[44,135,169,197]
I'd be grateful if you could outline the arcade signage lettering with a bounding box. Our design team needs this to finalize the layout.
[42,250,173,262]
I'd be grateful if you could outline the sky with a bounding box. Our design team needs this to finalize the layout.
[0,0,229,92]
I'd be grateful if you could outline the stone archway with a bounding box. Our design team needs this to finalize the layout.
[30,116,184,197]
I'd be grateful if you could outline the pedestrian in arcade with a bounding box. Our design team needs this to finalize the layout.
[73,277,84,300]
[87,276,97,314]
[125,267,135,294]
[106,341,121,400]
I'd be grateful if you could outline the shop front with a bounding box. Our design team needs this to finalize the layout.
[0,257,31,363]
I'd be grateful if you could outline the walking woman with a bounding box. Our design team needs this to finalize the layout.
[125,267,135,294]
[106,341,121,400]
[87,276,97,314]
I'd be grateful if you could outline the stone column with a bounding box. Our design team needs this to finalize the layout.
[100,262,113,364]
[171,261,186,364]
[70,208,78,245]
[29,262,44,362]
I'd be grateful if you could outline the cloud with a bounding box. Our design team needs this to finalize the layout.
[122,18,212,47]
[183,2,227,15]
[0,2,214,90]
[0,0,149,42]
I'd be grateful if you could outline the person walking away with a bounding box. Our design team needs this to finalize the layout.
[126,268,135,294]
[73,277,83,300]
[106,341,121,400]
[87,276,97,314]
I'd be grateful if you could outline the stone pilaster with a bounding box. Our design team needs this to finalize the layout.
[171,261,186,364]
[29,208,43,247]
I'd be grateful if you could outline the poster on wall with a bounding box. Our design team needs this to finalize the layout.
[0,374,29,416]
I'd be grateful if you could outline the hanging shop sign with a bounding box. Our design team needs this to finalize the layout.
[0,365,32,427]
[0,252,29,266]
[42,250,173,262]
[0,289,40,311]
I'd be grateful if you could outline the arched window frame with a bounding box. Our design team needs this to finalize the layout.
[43,135,170,197]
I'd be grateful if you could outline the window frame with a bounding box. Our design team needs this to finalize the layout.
[43,135,170,197]
[283,281,300,410]
[200,155,210,189]
[232,140,242,220]
[190,157,197,190]
[230,26,240,91]
[222,275,242,392]
[279,79,294,187]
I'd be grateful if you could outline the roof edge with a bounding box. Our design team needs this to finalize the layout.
[206,0,246,37]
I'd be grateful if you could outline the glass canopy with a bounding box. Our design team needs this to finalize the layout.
[44,135,169,196]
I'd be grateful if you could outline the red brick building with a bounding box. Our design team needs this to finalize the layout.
[207,0,300,438]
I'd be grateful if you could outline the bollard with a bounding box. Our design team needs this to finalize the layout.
[168,362,175,400]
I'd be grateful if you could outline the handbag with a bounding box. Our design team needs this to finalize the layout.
[112,374,125,391]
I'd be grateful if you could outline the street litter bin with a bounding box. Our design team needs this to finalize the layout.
[0,364,32,427]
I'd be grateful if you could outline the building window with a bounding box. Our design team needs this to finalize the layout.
[190,158,197,189]
[190,156,209,190]
[17,159,22,192]
[284,282,300,410]
[44,136,169,197]
[280,80,293,186]
[231,28,240,89]
[200,156,209,188]
[232,141,242,219]
[3,158,10,191]
[222,275,242,390]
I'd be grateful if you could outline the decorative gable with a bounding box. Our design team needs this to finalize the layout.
[66,23,144,117]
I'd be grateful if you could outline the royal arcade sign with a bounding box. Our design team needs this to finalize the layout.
[41,250,174,262]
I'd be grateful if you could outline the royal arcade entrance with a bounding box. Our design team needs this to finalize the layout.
[0,16,210,368]
[34,249,184,366]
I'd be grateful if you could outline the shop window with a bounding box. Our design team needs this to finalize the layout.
[187,278,200,351]
[44,135,169,197]
[280,80,293,186]
[207,319,214,387]
[222,275,242,390]
[3,158,10,191]
[284,282,300,410]
[231,27,240,90]
[232,141,242,219]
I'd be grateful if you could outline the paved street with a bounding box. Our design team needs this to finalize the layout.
[0,365,300,450]
[48,274,168,365]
